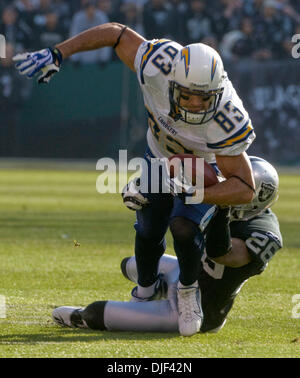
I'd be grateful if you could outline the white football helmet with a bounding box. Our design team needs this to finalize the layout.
[169,43,227,125]
[231,156,279,221]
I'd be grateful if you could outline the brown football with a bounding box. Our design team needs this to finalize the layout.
[168,154,218,188]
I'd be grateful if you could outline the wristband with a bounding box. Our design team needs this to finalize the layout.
[50,47,63,66]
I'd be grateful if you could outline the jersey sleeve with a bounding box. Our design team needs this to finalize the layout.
[207,89,256,156]
[134,39,182,89]
[208,120,256,156]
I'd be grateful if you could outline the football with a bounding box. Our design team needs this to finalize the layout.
[168,153,218,188]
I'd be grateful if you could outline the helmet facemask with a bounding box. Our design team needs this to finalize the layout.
[169,81,224,125]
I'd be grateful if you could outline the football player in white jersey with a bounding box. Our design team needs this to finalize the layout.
[14,23,256,336]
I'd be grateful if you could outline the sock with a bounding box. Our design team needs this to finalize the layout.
[135,232,165,287]
[178,280,198,289]
[137,281,158,298]
[80,301,108,330]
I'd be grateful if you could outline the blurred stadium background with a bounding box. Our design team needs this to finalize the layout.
[0,0,300,164]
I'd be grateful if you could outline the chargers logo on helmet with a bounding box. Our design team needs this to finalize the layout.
[181,47,190,78]
[211,56,218,82]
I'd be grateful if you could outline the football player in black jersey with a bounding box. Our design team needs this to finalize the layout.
[52,156,282,334]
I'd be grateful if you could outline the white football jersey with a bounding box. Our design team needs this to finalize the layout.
[134,39,255,163]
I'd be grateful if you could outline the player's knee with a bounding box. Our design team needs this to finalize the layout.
[134,224,166,242]
[135,228,166,248]
[170,217,198,246]
[81,301,107,330]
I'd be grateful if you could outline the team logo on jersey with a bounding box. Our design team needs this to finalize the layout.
[181,47,190,78]
[258,182,275,202]
[211,56,218,82]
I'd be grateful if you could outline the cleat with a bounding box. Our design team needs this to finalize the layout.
[206,319,227,333]
[177,283,203,336]
[130,274,168,302]
[52,306,88,328]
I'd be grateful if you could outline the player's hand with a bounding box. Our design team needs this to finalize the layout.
[162,159,195,198]
[13,47,63,84]
[122,178,149,211]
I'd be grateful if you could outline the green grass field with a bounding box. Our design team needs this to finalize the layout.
[0,161,299,358]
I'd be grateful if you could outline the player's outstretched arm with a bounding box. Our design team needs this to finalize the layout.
[13,23,145,83]
[56,23,145,71]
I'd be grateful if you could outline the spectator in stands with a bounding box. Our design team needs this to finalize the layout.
[51,1,72,31]
[167,0,188,44]
[119,0,148,12]
[207,0,243,42]
[201,35,219,52]
[226,17,257,60]
[34,11,67,49]
[277,0,300,23]
[2,0,297,64]
[97,0,113,17]
[13,0,39,13]
[181,0,213,46]
[0,5,33,51]
[253,0,294,60]
[142,0,176,40]
[113,1,144,36]
[69,0,112,65]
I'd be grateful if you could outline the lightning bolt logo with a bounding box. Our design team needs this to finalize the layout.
[181,47,190,78]
[211,56,218,82]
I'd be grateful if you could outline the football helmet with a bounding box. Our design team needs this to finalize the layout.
[231,156,279,221]
[169,43,226,125]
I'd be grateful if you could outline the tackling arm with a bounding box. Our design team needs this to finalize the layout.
[203,152,255,205]
[212,238,251,267]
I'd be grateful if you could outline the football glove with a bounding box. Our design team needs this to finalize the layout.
[13,47,63,84]
[163,158,195,198]
[122,177,149,211]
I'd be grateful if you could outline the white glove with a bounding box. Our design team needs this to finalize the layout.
[122,178,149,211]
[163,158,195,197]
[13,47,62,84]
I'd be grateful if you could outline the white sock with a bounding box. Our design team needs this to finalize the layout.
[137,281,157,298]
[177,280,198,289]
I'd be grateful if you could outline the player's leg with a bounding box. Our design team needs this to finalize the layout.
[53,299,178,333]
[121,254,180,287]
[198,261,249,333]
[132,149,174,299]
[199,209,282,333]
[133,192,173,298]
[169,199,215,336]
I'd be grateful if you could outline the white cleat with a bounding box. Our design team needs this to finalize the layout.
[52,306,88,328]
[177,282,203,336]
